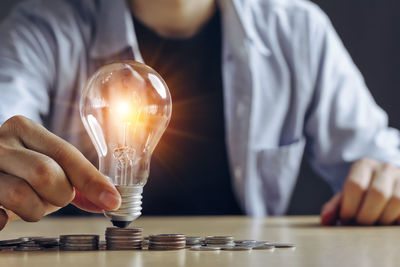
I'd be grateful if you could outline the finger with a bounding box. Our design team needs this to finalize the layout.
[72,190,103,213]
[340,159,375,222]
[321,193,342,226]
[356,164,396,225]
[379,178,400,225]
[0,147,74,207]
[0,172,46,222]
[0,208,8,231]
[1,116,121,211]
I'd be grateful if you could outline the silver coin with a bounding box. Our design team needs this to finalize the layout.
[252,244,275,250]
[221,246,252,251]
[205,236,234,241]
[190,246,221,251]
[186,236,202,242]
[269,243,296,248]
[206,243,235,248]
[234,240,257,245]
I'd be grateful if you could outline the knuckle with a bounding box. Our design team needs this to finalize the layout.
[31,159,61,187]
[2,115,30,134]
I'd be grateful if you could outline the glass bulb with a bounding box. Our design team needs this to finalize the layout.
[80,60,172,227]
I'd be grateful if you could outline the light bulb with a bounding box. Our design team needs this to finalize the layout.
[80,60,172,227]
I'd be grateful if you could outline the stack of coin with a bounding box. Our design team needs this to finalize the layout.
[105,227,143,250]
[149,234,186,250]
[59,235,99,251]
[205,236,235,248]
[185,236,202,248]
[15,238,43,252]
[0,237,29,251]
[34,237,60,249]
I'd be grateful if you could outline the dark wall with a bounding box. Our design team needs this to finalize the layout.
[1,0,399,215]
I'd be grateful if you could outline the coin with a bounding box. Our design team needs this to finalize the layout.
[34,238,59,247]
[221,246,252,251]
[59,235,99,251]
[0,237,29,246]
[14,246,42,252]
[252,244,275,250]
[234,240,257,245]
[106,227,143,250]
[149,234,186,250]
[269,243,296,248]
[190,246,221,251]
[253,244,275,250]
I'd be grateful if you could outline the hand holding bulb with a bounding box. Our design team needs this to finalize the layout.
[0,115,121,231]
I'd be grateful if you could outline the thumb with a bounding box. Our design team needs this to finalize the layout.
[321,193,342,226]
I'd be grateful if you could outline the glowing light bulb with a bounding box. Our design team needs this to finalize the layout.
[80,60,172,227]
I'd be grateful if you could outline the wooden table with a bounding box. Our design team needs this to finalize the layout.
[0,216,398,267]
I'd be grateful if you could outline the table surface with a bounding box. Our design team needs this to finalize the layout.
[0,215,398,267]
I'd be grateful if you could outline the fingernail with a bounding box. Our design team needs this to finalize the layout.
[99,191,121,211]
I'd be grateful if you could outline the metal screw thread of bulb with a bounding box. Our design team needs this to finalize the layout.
[104,185,143,228]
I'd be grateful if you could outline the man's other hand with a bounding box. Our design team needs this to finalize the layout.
[0,116,121,230]
[321,158,400,225]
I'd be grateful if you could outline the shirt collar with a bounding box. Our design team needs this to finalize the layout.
[89,0,143,62]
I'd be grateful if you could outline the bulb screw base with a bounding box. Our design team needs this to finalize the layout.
[104,185,143,228]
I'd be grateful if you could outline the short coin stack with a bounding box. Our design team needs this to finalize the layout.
[185,236,202,248]
[105,227,143,250]
[59,235,99,251]
[204,236,235,248]
[149,234,186,250]
[14,239,43,251]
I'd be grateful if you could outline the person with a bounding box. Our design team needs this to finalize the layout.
[0,0,400,231]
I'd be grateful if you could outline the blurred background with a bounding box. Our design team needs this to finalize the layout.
[1,0,399,215]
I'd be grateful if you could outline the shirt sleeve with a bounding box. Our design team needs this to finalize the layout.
[303,6,400,193]
[0,2,56,125]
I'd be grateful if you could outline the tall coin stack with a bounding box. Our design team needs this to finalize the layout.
[149,234,186,250]
[204,236,235,248]
[105,227,143,250]
[59,235,99,251]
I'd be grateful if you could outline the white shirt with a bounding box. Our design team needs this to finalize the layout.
[1,0,400,217]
